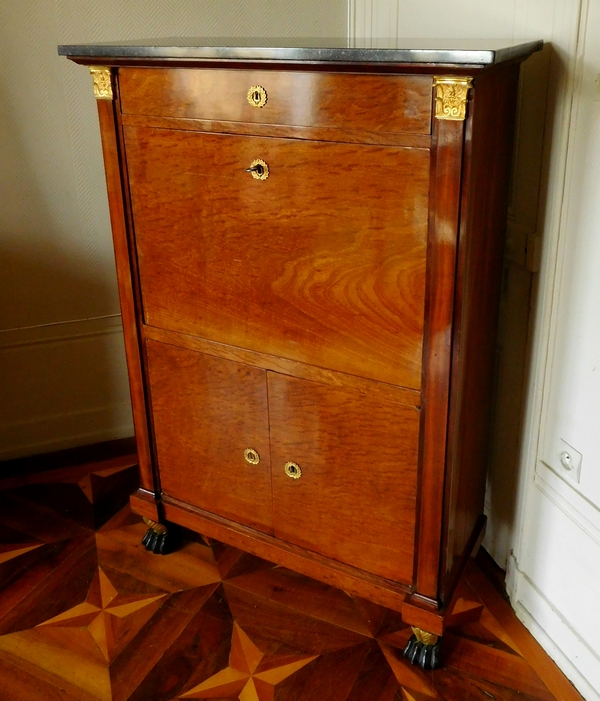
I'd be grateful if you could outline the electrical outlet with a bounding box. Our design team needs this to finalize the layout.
[555,438,583,484]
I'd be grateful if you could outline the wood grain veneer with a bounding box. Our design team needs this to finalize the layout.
[94,99,155,493]
[269,373,419,584]
[119,68,433,135]
[120,113,433,147]
[441,65,521,600]
[414,114,466,600]
[145,340,273,534]
[125,126,429,388]
[142,325,421,408]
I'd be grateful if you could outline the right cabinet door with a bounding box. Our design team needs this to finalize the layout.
[268,373,419,584]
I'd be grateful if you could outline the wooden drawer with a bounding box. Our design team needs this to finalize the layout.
[125,126,429,389]
[269,373,418,584]
[119,68,433,136]
[145,340,273,534]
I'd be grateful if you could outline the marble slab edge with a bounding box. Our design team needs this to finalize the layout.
[57,41,543,65]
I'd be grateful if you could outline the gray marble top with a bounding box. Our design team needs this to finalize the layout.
[58,38,542,65]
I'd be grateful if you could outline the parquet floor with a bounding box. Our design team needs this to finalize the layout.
[0,453,584,701]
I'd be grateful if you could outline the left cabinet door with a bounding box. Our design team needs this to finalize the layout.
[145,340,273,533]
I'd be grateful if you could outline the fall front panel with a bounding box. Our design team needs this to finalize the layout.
[124,127,429,389]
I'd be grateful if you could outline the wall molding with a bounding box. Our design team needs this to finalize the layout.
[514,0,590,541]
[509,560,600,701]
[0,313,122,350]
[349,0,398,43]
[349,0,366,42]
[535,0,599,514]
[509,0,589,619]
[500,3,599,698]
[534,464,600,547]
[0,404,134,462]
[0,314,133,461]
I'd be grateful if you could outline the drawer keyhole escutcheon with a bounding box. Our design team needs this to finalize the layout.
[284,462,302,479]
[245,159,269,180]
[244,448,260,465]
[247,85,267,108]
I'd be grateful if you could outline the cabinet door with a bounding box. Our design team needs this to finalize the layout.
[145,340,273,533]
[268,373,419,584]
[125,127,428,389]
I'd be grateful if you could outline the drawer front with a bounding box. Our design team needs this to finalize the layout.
[119,68,432,136]
[126,127,429,389]
[145,340,273,533]
[268,373,418,584]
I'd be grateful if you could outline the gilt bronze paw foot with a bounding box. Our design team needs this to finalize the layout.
[403,627,442,670]
[141,517,179,555]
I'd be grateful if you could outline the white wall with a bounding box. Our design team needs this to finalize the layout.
[350,1,598,697]
[0,0,346,460]
[510,1,600,697]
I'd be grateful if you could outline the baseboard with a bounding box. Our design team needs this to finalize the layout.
[0,314,123,349]
[0,314,134,460]
[0,436,136,481]
[509,562,600,701]
[0,405,134,461]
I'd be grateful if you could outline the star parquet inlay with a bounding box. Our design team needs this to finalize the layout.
[0,454,585,701]
[181,622,318,700]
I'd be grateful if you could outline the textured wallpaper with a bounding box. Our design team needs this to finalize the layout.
[0,0,347,458]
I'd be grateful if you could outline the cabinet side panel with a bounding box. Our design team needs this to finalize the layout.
[95,98,154,491]
[442,65,521,600]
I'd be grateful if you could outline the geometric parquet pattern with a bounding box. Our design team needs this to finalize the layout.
[0,457,584,701]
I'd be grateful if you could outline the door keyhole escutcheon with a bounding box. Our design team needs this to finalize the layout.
[284,462,302,479]
[244,448,260,465]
